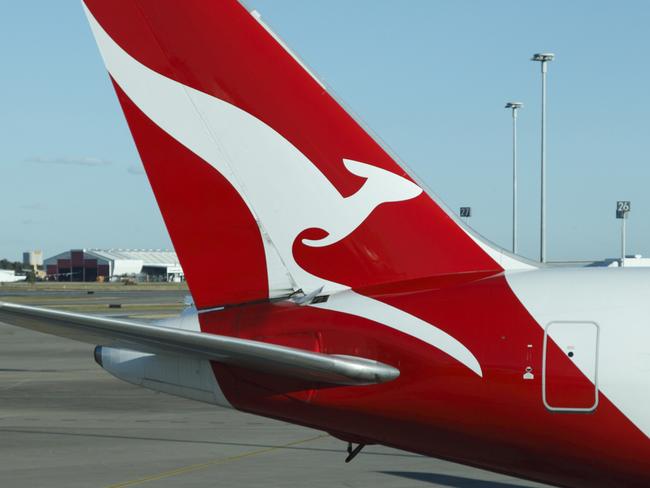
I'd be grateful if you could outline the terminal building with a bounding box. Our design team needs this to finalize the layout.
[44,249,184,282]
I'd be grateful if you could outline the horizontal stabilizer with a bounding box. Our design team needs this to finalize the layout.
[0,302,398,386]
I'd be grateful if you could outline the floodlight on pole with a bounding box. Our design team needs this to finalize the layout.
[505,102,523,254]
[531,52,554,263]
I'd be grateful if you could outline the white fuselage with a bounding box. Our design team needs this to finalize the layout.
[507,266,650,436]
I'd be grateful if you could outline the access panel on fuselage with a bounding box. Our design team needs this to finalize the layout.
[543,321,599,412]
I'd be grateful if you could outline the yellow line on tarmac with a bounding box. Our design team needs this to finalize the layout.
[104,434,327,488]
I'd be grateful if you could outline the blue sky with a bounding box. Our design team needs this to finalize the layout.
[2,1,650,262]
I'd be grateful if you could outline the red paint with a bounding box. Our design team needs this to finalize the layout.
[294,196,500,290]
[202,274,650,488]
[112,80,269,308]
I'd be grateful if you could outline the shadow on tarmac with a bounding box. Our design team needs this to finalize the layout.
[381,471,535,487]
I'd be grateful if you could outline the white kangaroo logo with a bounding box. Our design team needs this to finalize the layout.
[87,7,483,377]
[301,159,422,248]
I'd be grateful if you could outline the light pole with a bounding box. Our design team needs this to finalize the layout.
[505,102,523,254]
[531,52,554,263]
[616,201,631,267]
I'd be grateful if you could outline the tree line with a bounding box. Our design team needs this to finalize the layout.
[0,259,24,272]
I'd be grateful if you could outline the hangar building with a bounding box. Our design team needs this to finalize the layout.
[44,249,184,282]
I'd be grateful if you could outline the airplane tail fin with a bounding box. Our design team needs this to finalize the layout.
[82,0,531,310]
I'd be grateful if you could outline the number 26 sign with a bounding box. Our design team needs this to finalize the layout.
[616,201,631,219]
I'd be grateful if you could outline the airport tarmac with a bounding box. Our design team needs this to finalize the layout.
[0,283,188,318]
[0,285,553,487]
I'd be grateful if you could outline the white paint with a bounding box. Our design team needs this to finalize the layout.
[462,228,536,271]
[312,290,483,377]
[99,346,232,408]
[546,322,598,385]
[260,224,297,298]
[84,8,482,377]
[507,267,650,436]
[156,310,201,332]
